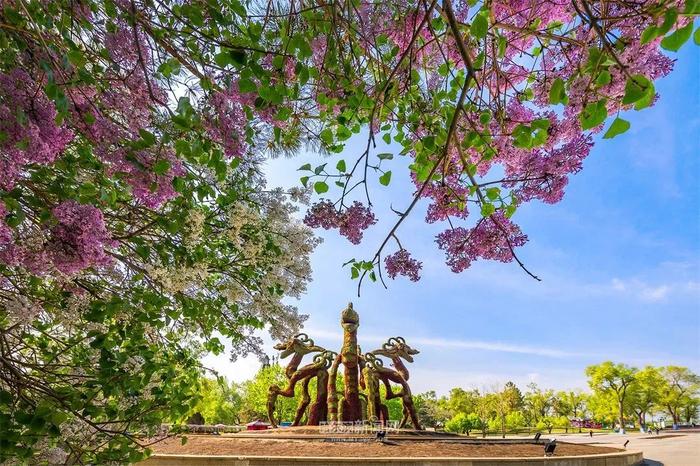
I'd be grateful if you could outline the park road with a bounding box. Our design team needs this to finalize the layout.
[554,431,700,465]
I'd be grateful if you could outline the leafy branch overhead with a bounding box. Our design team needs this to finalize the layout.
[0,0,697,462]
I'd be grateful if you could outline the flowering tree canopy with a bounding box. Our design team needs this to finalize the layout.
[0,0,697,462]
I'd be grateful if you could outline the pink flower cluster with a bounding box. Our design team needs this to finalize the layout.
[0,69,74,190]
[206,83,250,159]
[55,24,183,209]
[304,200,377,244]
[303,200,338,229]
[0,201,115,276]
[435,214,527,273]
[0,202,13,246]
[384,249,422,281]
[48,201,115,275]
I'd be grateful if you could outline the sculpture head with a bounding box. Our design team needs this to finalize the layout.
[341,302,360,332]
[378,336,419,362]
[273,333,320,359]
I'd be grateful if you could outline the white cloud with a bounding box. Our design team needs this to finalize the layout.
[608,277,695,302]
[640,285,671,301]
[611,278,626,291]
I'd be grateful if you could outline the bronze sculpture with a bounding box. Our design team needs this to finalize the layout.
[266,303,422,429]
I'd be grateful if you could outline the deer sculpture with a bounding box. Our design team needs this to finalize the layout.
[266,333,334,427]
[367,336,422,429]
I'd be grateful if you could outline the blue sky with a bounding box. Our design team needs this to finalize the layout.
[205,45,700,394]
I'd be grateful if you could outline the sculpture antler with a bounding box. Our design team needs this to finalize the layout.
[293,332,317,347]
[364,353,384,368]
[313,350,337,368]
[383,337,400,350]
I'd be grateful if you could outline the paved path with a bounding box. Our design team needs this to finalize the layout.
[553,431,700,465]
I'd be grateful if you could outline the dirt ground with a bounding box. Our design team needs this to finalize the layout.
[151,436,621,458]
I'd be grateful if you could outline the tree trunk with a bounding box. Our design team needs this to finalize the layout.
[667,405,679,427]
[618,400,625,434]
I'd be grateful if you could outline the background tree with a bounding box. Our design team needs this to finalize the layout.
[586,362,637,433]
[505,410,526,433]
[553,416,571,433]
[682,398,700,424]
[524,383,553,426]
[190,377,243,425]
[446,387,479,416]
[628,366,664,431]
[445,412,478,435]
[239,364,300,425]
[658,366,700,426]
[491,382,522,438]
[535,416,556,434]
[586,391,619,428]
[502,381,524,413]
[414,391,451,429]
[474,392,496,438]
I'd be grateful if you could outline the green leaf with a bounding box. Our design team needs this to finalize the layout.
[377,152,393,160]
[603,117,630,139]
[138,128,156,145]
[603,118,631,139]
[658,8,679,36]
[379,171,392,186]
[214,51,231,68]
[0,389,12,404]
[485,187,500,201]
[622,75,653,105]
[238,78,256,93]
[695,27,700,45]
[660,21,694,51]
[313,181,329,194]
[67,49,86,67]
[152,159,171,175]
[580,99,608,130]
[382,133,391,144]
[298,163,312,171]
[275,107,292,121]
[548,78,568,105]
[640,26,658,45]
[336,125,352,141]
[336,160,346,172]
[480,203,496,217]
[471,13,488,39]
[319,128,334,145]
[300,176,309,187]
[595,70,612,87]
[479,112,491,125]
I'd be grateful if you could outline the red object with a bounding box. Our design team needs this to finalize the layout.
[571,419,602,429]
[246,420,270,431]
